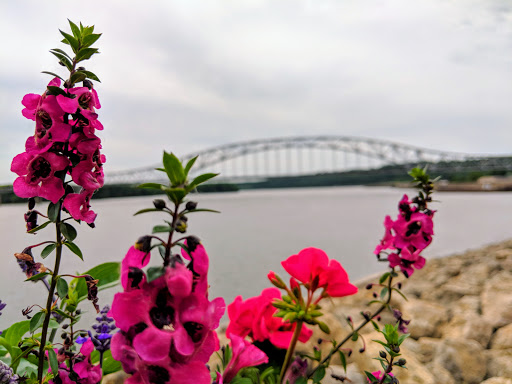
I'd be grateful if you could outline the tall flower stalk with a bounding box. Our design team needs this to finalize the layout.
[9,20,106,383]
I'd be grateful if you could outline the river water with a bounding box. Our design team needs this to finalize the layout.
[1,186,511,326]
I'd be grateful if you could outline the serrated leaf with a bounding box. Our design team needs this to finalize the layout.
[188,173,218,190]
[29,312,45,333]
[82,70,101,82]
[25,272,50,282]
[60,222,77,242]
[57,277,69,299]
[48,348,59,376]
[184,156,198,175]
[137,183,164,190]
[60,29,79,53]
[41,243,57,259]
[162,152,186,186]
[82,33,101,48]
[63,241,83,260]
[41,71,65,81]
[312,365,326,383]
[27,220,51,234]
[48,201,61,222]
[68,19,81,39]
[76,47,99,62]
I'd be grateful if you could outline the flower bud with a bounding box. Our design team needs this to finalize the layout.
[175,219,187,233]
[268,271,286,289]
[379,350,387,358]
[366,283,373,290]
[153,199,166,210]
[135,236,151,253]
[186,201,198,210]
[28,198,36,210]
[83,79,93,89]
[397,358,406,366]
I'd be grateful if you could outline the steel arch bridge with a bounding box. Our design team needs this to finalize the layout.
[105,136,511,184]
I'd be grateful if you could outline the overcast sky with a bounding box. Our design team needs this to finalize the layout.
[1,0,511,183]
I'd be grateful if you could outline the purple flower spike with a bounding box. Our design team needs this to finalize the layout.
[89,306,116,353]
[0,360,19,383]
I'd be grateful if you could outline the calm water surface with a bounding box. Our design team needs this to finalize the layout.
[1,186,511,325]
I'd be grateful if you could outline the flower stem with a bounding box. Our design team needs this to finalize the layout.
[164,202,180,266]
[37,215,62,382]
[279,320,303,384]
[307,273,395,379]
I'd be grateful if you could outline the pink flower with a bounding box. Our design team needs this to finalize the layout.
[388,247,426,277]
[50,340,101,384]
[367,370,393,383]
[11,151,69,203]
[222,334,268,383]
[180,237,209,295]
[374,215,395,254]
[281,248,358,298]
[120,246,151,291]
[392,210,434,251]
[70,155,104,191]
[226,288,312,349]
[63,189,97,223]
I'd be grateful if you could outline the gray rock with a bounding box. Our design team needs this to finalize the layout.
[401,299,448,339]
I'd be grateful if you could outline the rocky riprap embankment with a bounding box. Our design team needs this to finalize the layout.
[297,239,512,384]
[106,240,512,383]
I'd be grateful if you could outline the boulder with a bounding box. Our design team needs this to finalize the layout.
[485,349,512,378]
[490,323,512,349]
[400,299,448,339]
[425,361,455,384]
[433,338,486,384]
[440,313,493,348]
[481,271,512,328]
[480,379,512,384]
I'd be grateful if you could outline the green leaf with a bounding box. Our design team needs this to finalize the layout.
[50,50,73,71]
[137,183,164,190]
[338,350,347,373]
[296,377,308,384]
[48,348,59,376]
[28,221,51,233]
[152,225,171,234]
[365,371,378,382]
[41,71,65,81]
[29,312,45,333]
[76,47,99,62]
[317,321,330,334]
[82,33,102,48]
[48,202,61,222]
[184,156,198,175]
[187,173,218,190]
[82,70,101,82]
[185,208,220,214]
[60,222,77,241]
[75,262,121,301]
[101,349,122,375]
[2,321,30,347]
[147,266,165,283]
[25,272,50,282]
[40,243,57,259]
[46,85,68,97]
[162,152,186,186]
[312,365,326,383]
[134,208,168,216]
[83,25,95,35]
[68,19,81,39]
[380,287,389,300]
[50,48,72,59]
[57,277,69,299]
[70,71,87,85]
[59,30,79,53]
[392,287,408,301]
[398,333,410,345]
[63,241,83,260]
[165,188,187,205]
[351,331,359,342]
[379,272,390,284]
